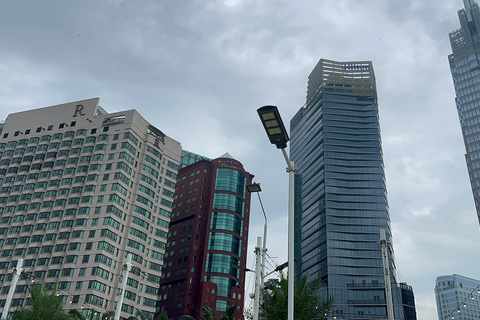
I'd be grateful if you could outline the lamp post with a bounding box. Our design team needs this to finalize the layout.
[256,105,296,320]
[247,183,267,319]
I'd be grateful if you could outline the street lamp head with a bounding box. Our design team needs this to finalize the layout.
[246,182,262,193]
[257,105,289,149]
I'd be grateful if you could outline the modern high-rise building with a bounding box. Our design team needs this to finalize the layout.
[0,98,182,320]
[435,274,480,320]
[448,0,480,226]
[155,153,253,320]
[290,59,416,320]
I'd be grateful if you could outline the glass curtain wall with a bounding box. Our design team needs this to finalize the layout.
[290,59,407,319]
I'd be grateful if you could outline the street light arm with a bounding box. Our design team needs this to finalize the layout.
[264,261,289,278]
[281,148,296,172]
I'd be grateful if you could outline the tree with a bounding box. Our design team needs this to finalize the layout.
[69,308,101,320]
[11,283,71,320]
[68,309,86,320]
[197,305,238,320]
[261,274,334,320]
[199,306,216,320]
[100,311,115,320]
[155,311,170,320]
[127,309,147,320]
[219,305,236,320]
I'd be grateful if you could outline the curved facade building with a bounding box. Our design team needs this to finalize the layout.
[435,274,480,320]
[290,59,416,320]
[155,153,253,320]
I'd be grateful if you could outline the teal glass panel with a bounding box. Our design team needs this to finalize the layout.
[208,232,241,256]
[212,194,244,216]
[215,168,245,197]
[205,253,239,277]
[210,212,243,236]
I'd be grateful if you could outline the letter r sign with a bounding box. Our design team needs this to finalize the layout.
[73,105,86,117]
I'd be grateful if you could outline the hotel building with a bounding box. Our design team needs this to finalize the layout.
[0,98,181,319]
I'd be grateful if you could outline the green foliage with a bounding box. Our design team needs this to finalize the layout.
[155,311,170,320]
[219,306,236,320]
[100,311,115,320]
[261,274,334,320]
[196,306,237,320]
[127,310,147,320]
[11,283,71,320]
[199,306,216,320]
[68,309,86,320]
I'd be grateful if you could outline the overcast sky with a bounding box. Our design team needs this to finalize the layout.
[0,1,477,319]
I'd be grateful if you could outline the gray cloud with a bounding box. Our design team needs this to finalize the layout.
[0,1,476,319]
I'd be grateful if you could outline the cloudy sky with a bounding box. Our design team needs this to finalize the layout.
[0,1,477,319]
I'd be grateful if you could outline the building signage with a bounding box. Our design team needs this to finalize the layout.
[218,162,240,171]
[343,64,370,71]
[72,104,86,117]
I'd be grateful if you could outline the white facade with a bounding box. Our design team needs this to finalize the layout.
[435,274,480,320]
[0,98,182,319]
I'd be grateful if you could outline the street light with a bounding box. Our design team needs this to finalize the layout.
[247,183,268,320]
[257,106,289,149]
[256,105,296,320]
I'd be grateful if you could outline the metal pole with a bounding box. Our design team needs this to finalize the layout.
[253,237,262,320]
[380,229,395,320]
[1,259,24,320]
[282,148,296,320]
[260,219,267,306]
[255,191,268,308]
[114,253,132,320]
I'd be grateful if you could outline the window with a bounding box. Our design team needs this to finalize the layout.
[62,220,74,228]
[47,269,60,278]
[81,196,93,203]
[59,232,70,239]
[93,154,104,161]
[28,247,40,255]
[54,244,67,252]
[69,242,82,251]
[44,233,56,241]
[86,136,97,143]
[48,222,60,229]
[72,230,84,238]
[41,245,53,253]
[75,218,87,226]
[51,256,64,264]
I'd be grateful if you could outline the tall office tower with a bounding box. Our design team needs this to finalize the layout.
[435,274,480,320]
[155,153,253,320]
[290,59,416,320]
[448,0,480,226]
[0,98,182,320]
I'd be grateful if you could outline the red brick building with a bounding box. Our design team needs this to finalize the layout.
[155,153,253,320]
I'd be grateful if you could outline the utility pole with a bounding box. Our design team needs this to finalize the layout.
[380,229,395,320]
[114,253,132,320]
[1,259,24,320]
[253,237,262,320]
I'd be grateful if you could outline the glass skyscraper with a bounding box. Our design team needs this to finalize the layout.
[448,0,480,226]
[290,59,416,320]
